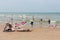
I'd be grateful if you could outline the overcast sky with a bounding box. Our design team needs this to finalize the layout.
[0,0,60,12]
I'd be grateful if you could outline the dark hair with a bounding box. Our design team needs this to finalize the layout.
[40,18,43,21]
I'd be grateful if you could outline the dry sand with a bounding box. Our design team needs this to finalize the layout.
[0,25,60,40]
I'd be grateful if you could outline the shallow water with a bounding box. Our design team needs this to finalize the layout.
[0,12,60,28]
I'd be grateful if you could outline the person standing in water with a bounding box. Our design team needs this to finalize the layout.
[30,20,34,28]
[39,18,43,28]
[30,16,34,28]
[48,19,51,27]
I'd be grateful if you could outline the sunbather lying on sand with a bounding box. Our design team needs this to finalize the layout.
[3,23,13,32]
[3,22,32,32]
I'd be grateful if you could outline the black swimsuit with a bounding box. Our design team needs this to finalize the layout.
[31,22,33,25]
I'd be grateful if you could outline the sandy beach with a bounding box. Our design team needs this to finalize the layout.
[0,0,60,40]
[0,25,60,40]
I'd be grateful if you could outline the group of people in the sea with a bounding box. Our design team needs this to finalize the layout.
[39,18,57,29]
[3,16,57,32]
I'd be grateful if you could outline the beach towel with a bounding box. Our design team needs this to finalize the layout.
[12,21,26,31]
[15,21,26,27]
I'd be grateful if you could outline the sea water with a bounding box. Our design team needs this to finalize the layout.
[0,12,60,27]
[0,12,60,21]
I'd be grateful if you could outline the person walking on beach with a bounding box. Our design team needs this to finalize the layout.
[53,22,57,29]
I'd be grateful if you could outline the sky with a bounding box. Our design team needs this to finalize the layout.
[0,0,60,12]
